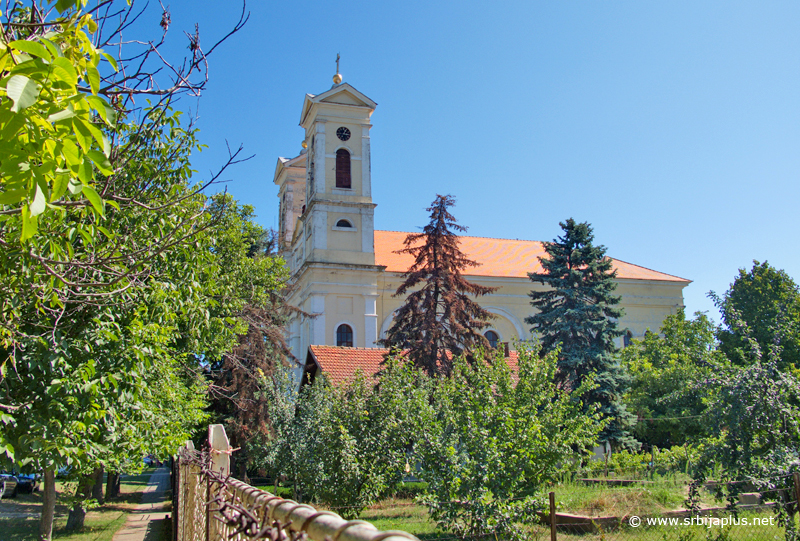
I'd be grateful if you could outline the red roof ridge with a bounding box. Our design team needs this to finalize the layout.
[310,345,388,351]
[375,229,542,243]
[609,256,692,283]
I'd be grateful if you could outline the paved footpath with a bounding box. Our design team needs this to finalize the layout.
[113,466,171,541]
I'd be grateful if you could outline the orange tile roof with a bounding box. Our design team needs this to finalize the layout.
[307,346,391,385]
[307,345,519,385]
[374,230,689,283]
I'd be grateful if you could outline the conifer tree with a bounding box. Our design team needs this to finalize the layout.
[381,195,497,376]
[526,218,637,449]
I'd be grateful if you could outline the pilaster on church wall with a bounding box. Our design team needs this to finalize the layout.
[314,123,326,195]
[361,125,371,198]
[361,208,375,263]
[311,208,327,251]
[309,294,326,346]
[364,295,379,347]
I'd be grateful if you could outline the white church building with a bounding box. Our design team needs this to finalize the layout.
[272,75,690,381]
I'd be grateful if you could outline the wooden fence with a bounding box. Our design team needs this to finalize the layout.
[173,424,420,541]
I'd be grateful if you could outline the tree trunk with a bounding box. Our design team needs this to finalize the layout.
[65,503,86,531]
[39,469,56,541]
[105,470,121,500]
[91,467,104,504]
[65,475,93,531]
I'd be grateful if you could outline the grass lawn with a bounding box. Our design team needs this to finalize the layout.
[552,476,713,517]
[0,467,158,541]
[353,500,788,540]
[350,478,784,540]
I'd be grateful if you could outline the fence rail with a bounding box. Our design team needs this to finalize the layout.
[173,424,420,541]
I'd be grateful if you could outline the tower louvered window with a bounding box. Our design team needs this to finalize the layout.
[336,148,351,188]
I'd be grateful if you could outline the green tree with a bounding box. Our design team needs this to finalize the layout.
[687,354,800,534]
[526,218,636,449]
[257,358,426,518]
[205,198,293,478]
[0,0,246,357]
[416,346,600,541]
[713,261,800,373]
[621,311,726,448]
[0,0,250,531]
[380,194,497,375]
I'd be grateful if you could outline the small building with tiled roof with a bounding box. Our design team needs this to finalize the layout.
[305,345,520,386]
[273,76,690,381]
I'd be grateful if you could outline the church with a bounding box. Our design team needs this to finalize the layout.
[273,73,690,382]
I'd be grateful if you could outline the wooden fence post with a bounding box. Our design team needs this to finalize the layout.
[207,425,230,541]
[209,425,231,477]
[549,491,557,541]
[793,472,800,516]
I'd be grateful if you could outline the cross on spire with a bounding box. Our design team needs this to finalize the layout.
[336,53,340,74]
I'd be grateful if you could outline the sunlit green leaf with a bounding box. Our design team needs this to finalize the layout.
[87,150,113,175]
[47,105,76,123]
[72,118,91,152]
[49,57,78,86]
[7,75,41,112]
[29,184,47,216]
[9,40,52,62]
[76,157,92,184]
[20,205,38,241]
[85,96,115,126]
[40,38,61,60]
[81,185,104,216]
[51,174,70,202]
[85,64,100,95]
[100,51,119,72]
[67,177,83,195]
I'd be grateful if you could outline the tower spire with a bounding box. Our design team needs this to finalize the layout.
[333,53,342,85]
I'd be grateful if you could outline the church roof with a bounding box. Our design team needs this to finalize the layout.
[306,345,519,385]
[374,230,690,283]
[300,83,377,126]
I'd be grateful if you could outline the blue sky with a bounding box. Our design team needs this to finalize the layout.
[141,1,800,322]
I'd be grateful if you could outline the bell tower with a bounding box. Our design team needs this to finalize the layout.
[274,71,382,374]
[295,75,378,268]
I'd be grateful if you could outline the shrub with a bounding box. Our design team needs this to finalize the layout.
[416,345,601,541]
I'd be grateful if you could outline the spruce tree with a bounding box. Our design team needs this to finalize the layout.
[380,195,497,376]
[526,218,637,449]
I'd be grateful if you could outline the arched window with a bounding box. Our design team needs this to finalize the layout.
[335,149,351,188]
[336,219,353,228]
[484,330,499,349]
[623,331,633,348]
[336,324,353,347]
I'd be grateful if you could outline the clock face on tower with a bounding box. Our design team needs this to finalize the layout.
[336,127,351,141]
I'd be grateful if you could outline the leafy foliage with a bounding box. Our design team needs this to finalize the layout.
[526,218,635,448]
[714,261,800,373]
[622,311,726,447]
[257,359,426,519]
[685,304,800,537]
[205,199,293,475]
[416,346,600,541]
[380,194,497,375]
[0,0,247,359]
[0,3,252,538]
[698,360,800,483]
[0,1,116,242]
